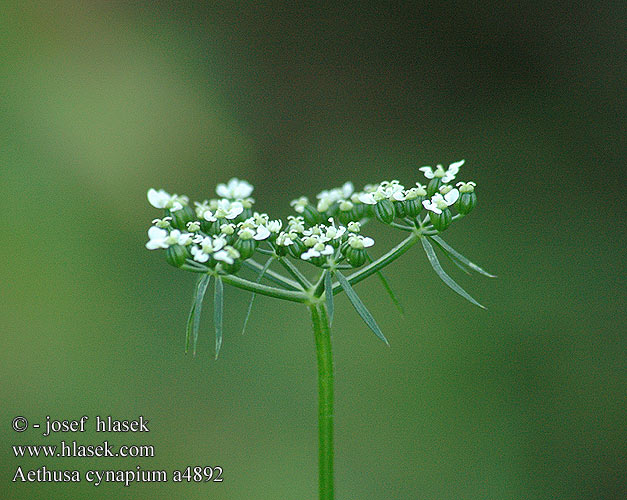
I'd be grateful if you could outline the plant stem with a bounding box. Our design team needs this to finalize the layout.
[333,233,420,293]
[310,304,334,500]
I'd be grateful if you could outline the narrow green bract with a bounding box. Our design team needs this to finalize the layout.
[324,270,334,325]
[187,274,211,356]
[241,257,274,335]
[420,237,486,309]
[334,270,389,345]
[430,235,496,278]
[214,277,224,359]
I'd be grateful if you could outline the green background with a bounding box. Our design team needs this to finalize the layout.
[1,2,624,499]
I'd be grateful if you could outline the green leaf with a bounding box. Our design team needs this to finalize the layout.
[324,270,334,325]
[214,277,224,359]
[366,254,404,315]
[430,235,496,278]
[186,274,211,356]
[421,237,486,309]
[241,257,274,335]
[334,270,389,345]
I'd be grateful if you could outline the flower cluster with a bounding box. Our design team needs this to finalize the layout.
[146,161,477,274]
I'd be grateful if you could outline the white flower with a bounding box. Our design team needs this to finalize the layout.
[290,197,309,214]
[419,160,464,183]
[358,180,405,204]
[152,217,172,228]
[347,221,361,233]
[287,216,305,233]
[301,243,334,261]
[202,210,217,222]
[216,178,254,199]
[146,227,169,250]
[214,246,240,265]
[147,189,187,212]
[422,189,460,214]
[456,181,476,193]
[253,224,271,241]
[348,235,374,249]
[316,182,354,212]
[220,223,236,235]
[324,218,346,241]
[198,235,226,253]
[276,232,294,246]
[146,228,192,250]
[186,221,201,232]
[215,199,244,220]
[266,219,283,233]
[190,245,209,263]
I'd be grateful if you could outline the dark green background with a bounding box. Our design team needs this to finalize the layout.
[1,2,624,499]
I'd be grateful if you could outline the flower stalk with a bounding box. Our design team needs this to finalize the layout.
[310,304,334,500]
[145,163,493,500]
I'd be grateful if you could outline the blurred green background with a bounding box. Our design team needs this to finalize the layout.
[1,2,624,499]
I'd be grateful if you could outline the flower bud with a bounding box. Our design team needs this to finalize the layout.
[345,246,367,267]
[167,205,196,230]
[233,238,257,260]
[220,259,242,274]
[165,244,188,268]
[429,207,452,231]
[426,177,443,197]
[455,182,477,215]
[393,201,407,218]
[287,238,307,259]
[201,219,221,235]
[302,205,323,227]
[373,199,395,224]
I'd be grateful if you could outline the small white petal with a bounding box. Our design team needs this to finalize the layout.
[361,237,375,248]
[419,167,435,179]
[147,188,167,208]
[358,193,376,205]
[444,188,460,205]
[254,225,271,241]
[449,159,465,170]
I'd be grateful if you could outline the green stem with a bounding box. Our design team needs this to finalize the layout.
[242,260,301,291]
[221,274,307,303]
[333,233,420,294]
[278,257,312,288]
[310,304,334,500]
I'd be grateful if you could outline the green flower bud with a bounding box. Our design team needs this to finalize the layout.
[345,246,367,267]
[426,177,442,197]
[302,205,323,227]
[220,259,242,274]
[455,183,477,215]
[429,207,452,231]
[427,177,442,198]
[201,219,221,235]
[457,192,476,215]
[233,238,257,260]
[373,199,395,224]
[403,198,423,217]
[393,201,407,218]
[234,207,254,223]
[309,255,328,267]
[165,244,188,268]
[167,205,196,230]
[287,238,307,259]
